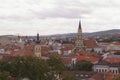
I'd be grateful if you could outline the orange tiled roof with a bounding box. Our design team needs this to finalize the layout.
[64,53,99,64]
[104,58,120,63]
[75,55,99,63]
[41,45,53,51]
[111,42,120,45]
[84,39,99,48]
[10,45,34,57]
[104,71,115,80]
[40,40,47,45]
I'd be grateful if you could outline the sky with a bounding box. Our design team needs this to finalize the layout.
[0,0,120,36]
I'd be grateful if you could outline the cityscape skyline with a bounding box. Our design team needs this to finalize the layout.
[0,0,120,35]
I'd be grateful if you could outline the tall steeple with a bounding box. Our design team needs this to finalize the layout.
[73,20,85,54]
[79,20,81,29]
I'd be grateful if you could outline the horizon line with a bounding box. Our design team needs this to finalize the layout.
[0,29,119,36]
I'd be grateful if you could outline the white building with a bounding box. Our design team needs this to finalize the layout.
[93,61,120,74]
[106,42,120,51]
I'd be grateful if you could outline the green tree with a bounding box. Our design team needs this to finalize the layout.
[10,56,49,80]
[0,61,11,72]
[114,76,120,80]
[47,55,66,71]
[0,71,9,80]
[63,75,76,80]
[75,60,93,71]
[47,55,67,80]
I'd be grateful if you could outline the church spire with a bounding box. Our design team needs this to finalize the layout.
[73,20,85,54]
[79,20,81,29]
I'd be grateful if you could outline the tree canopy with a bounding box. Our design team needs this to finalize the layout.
[75,60,93,71]
[47,55,66,71]
[114,76,120,80]
[0,56,67,80]
[0,71,10,80]
[10,56,49,80]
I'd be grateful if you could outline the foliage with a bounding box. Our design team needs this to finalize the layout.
[114,52,120,55]
[114,76,120,80]
[10,56,49,80]
[75,60,93,71]
[0,61,11,72]
[46,55,67,80]
[0,56,67,80]
[0,71,9,80]
[63,75,76,80]
[47,55,66,71]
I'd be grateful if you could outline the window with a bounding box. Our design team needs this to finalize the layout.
[96,69,98,72]
[116,70,118,74]
[102,69,104,72]
[105,69,106,72]
[113,70,114,73]
[99,69,101,72]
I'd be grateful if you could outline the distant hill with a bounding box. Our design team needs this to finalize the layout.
[0,29,120,39]
[84,29,120,37]
[49,29,120,38]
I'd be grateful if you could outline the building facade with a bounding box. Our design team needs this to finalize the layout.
[93,61,120,74]
[34,33,41,58]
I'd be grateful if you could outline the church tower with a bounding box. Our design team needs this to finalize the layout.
[73,21,85,54]
[34,33,41,58]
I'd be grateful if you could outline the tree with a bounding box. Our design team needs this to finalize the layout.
[75,60,93,71]
[0,71,10,80]
[47,55,67,80]
[0,61,11,72]
[63,75,76,80]
[114,76,120,80]
[47,55,66,71]
[114,52,120,55]
[10,56,49,80]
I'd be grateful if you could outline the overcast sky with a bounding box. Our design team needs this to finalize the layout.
[0,0,120,36]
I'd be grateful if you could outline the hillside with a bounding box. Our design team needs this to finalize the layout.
[49,29,120,38]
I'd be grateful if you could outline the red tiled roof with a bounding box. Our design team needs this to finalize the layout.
[75,55,99,63]
[104,58,120,63]
[41,45,53,51]
[63,54,99,65]
[104,71,115,80]
[40,40,47,45]
[10,45,34,57]
[111,42,120,45]
[92,73,104,80]
[61,44,74,51]
[10,50,34,57]
[84,39,99,48]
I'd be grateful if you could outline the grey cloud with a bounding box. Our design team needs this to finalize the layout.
[0,0,92,21]
[31,0,92,19]
[0,0,120,35]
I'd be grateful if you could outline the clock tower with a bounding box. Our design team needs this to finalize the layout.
[34,33,41,58]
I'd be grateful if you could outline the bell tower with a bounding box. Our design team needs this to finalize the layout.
[73,20,85,54]
[34,33,41,58]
